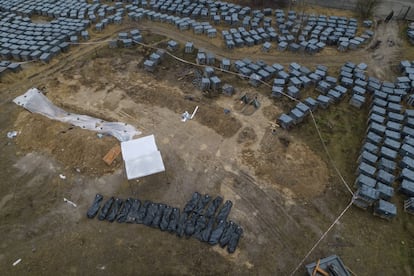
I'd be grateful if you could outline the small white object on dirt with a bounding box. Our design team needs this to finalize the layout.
[12,259,21,266]
[59,174,66,179]
[181,106,199,122]
[63,198,77,207]
[181,111,191,122]
[190,106,199,119]
[7,131,18,139]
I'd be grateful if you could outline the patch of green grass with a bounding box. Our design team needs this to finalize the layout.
[292,98,368,186]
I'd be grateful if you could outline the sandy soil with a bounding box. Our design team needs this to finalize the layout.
[0,9,413,276]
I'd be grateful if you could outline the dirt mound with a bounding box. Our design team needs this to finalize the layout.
[56,55,243,139]
[13,112,121,176]
[242,129,329,198]
[237,127,257,144]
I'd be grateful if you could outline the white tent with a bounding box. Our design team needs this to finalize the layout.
[121,135,165,180]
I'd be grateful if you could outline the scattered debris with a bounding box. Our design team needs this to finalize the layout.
[63,198,77,208]
[59,174,66,180]
[6,131,18,139]
[12,259,21,266]
[181,106,199,122]
[87,194,104,218]
[181,111,191,122]
[177,70,194,80]
[102,144,121,166]
[305,255,350,276]
[191,106,199,119]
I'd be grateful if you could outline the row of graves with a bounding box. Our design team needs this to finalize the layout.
[0,0,116,19]
[0,10,84,71]
[408,22,414,45]
[354,82,414,220]
[398,60,414,217]
[142,43,233,96]
[0,60,22,77]
[275,62,374,130]
[109,29,143,48]
[221,10,374,54]
[143,47,166,72]
[0,0,133,78]
[0,12,83,75]
[193,48,230,94]
[113,0,374,54]
[123,5,218,38]
[130,0,269,27]
[274,59,414,219]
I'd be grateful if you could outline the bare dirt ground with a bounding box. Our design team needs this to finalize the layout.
[0,9,413,276]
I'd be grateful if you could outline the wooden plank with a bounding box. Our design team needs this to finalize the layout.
[103,144,121,166]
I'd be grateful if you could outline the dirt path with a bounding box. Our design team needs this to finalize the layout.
[365,20,405,79]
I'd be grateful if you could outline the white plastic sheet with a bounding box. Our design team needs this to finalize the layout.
[13,88,141,141]
[121,135,165,180]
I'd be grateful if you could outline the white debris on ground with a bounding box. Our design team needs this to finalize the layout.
[13,88,141,141]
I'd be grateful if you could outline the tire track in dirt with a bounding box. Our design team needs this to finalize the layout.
[228,170,305,256]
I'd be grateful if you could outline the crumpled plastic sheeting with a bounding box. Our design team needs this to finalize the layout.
[160,206,173,231]
[107,198,122,222]
[184,215,198,237]
[86,194,103,219]
[193,194,211,215]
[227,226,243,254]
[151,204,166,228]
[200,217,214,242]
[117,198,133,223]
[176,212,188,237]
[98,197,114,220]
[87,193,243,253]
[208,219,226,245]
[167,208,180,233]
[13,88,141,141]
[203,196,223,218]
[215,200,233,223]
[126,199,141,223]
[143,203,158,226]
[183,192,201,214]
[136,201,151,224]
[219,221,237,248]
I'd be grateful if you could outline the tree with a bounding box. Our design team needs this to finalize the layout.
[355,0,382,18]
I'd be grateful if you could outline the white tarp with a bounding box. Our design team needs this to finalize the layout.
[121,135,165,180]
[13,88,140,141]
